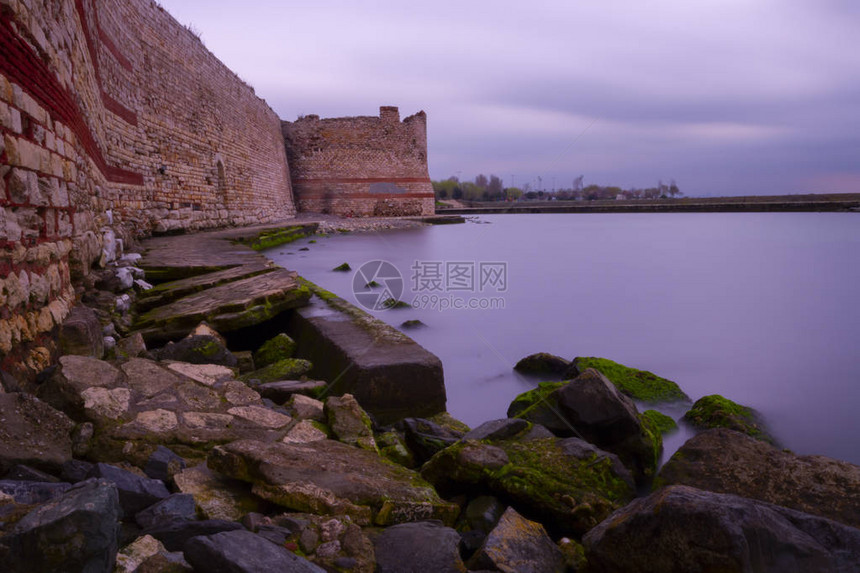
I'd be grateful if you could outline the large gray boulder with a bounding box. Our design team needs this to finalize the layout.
[207,439,459,527]
[373,521,466,573]
[584,485,860,573]
[658,428,860,528]
[468,507,566,573]
[0,393,74,474]
[2,478,121,573]
[184,529,325,573]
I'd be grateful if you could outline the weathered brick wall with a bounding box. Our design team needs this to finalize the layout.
[283,107,435,217]
[0,0,295,369]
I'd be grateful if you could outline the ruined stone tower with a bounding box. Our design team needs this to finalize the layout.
[283,107,435,217]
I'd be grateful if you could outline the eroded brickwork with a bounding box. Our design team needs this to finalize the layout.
[283,107,435,217]
[0,0,295,366]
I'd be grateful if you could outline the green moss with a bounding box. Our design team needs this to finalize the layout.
[332,262,351,272]
[233,225,311,251]
[308,240,317,244]
[641,409,678,434]
[381,298,411,309]
[422,438,635,536]
[683,394,774,443]
[507,381,566,418]
[574,357,689,403]
[239,358,313,384]
[426,412,471,434]
[365,281,380,288]
[253,333,297,368]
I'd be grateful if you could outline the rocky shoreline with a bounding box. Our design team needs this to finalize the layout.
[2,219,860,572]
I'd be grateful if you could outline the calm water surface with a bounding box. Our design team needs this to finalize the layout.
[267,213,860,464]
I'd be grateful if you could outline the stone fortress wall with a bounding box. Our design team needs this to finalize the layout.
[0,0,295,368]
[283,106,435,217]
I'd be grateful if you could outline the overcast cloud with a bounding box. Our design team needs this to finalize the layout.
[157,0,860,196]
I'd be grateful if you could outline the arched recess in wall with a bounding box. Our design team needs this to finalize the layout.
[214,154,228,208]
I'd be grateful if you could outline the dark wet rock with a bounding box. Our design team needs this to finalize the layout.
[144,519,244,552]
[467,507,565,573]
[422,437,635,537]
[396,417,464,465]
[59,304,104,358]
[88,463,170,515]
[144,446,187,483]
[512,369,659,481]
[513,352,570,376]
[155,335,238,368]
[208,439,459,526]
[373,521,466,573]
[584,485,860,573]
[61,459,95,483]
[462,418,530,441]
[0,480,71,504]
[184,529,325,573]
[0,393,74,474]
[240,358,313,384]
[3,464,60,483]
[3,478,121,573]
[658,428,860,528]
[457,495,506,554]
[400,319,426,329]
[253,333,297,368]
[135,494,197,530]
[325,394,377,452]
[257,380,327,402]
[683,394,774,443]
[564,356,689,402]
[234,350,255,374]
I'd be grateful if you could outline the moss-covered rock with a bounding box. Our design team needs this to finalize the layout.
[683,395,773,443]
[332,263,351,272]
[252,333,296,368]
[642,409,678,435]
[208,439,460,527]
[569,357,689,403]
[325,394,377,453]
[421,437,635,537]
[513,353,571,376]
[506,381,566,419]
[509,371,662,483]
[377,431,416,468]
[239,359,313,384]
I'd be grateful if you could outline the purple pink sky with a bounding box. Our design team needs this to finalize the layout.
[157,0,860,196]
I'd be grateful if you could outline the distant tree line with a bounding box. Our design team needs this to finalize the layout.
[433,174,682,202]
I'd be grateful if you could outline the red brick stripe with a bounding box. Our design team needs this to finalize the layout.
[292,177,432,184]
[0,14,143,185]
[297,192,434,200]
[98,24,134,71]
